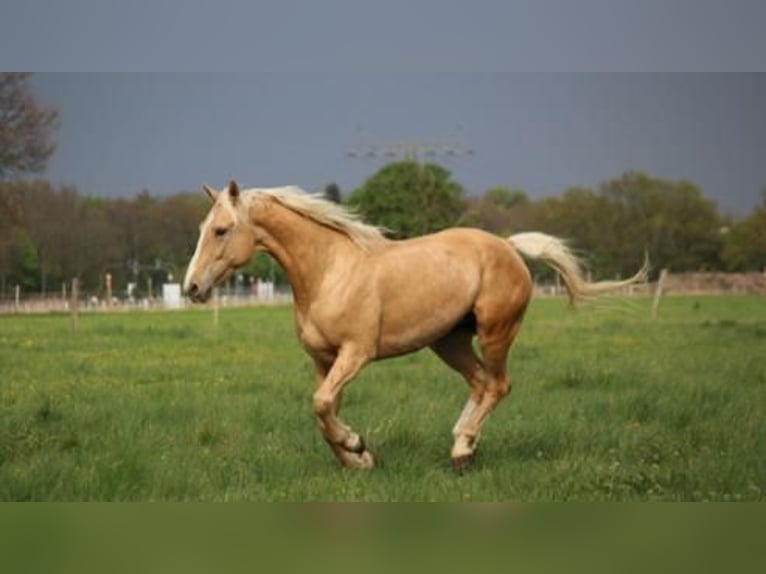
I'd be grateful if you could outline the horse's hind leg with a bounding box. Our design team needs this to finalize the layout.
[430,328,487,465]
[452,314,525,470]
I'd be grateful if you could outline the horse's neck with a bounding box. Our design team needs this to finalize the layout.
[250,200,358,306]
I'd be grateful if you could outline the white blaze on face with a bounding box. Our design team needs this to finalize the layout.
[183,211,214,294]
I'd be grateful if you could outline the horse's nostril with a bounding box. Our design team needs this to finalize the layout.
[187,283,199,297]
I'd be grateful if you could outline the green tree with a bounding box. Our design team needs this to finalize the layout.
[0,74,58,293]
[347,160,466,238]
[461,186,532,236]
[0,183,210,297]
[483,185,529,209]
[5,228,39,290]
[531,186,619,276]
[601,172,723,275]
[152,193,209,280]
[522,172,725,279]
[0,73,59,180]
[722,190,766,271]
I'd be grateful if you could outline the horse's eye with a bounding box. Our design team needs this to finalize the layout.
[214,227,229,238]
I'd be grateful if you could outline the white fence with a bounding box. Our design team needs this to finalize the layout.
[2,272,763,315]
[0,281,292,315]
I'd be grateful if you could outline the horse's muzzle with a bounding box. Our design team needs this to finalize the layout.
[185,282,210,303]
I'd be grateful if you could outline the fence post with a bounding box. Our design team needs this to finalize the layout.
[212,286,220,328]
[105,273,112,308]
[147,276,153,302]
[651,269,668,320]
[70,278,79,331]
[14,284,20,311]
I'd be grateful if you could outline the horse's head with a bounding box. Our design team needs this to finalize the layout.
[184,180,255,303]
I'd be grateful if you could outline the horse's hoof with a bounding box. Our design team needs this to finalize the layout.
[342,449,376,470]
[335,442,376,470]
[451,453,475,473]
[357,449,375,470]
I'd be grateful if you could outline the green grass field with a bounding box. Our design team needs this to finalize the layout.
[0,296,763,501]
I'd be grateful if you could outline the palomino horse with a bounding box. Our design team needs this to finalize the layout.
[184,181,647,470]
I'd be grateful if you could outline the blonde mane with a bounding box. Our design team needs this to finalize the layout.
[246,186,389,249]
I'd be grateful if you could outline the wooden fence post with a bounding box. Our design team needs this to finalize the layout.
[70,278,79,331]
[651,269,668,320]
[213,287,220,328]
[105,273,112,308]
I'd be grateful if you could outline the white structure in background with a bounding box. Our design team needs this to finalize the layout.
[256,279,275,300]
[126,282,137,303]
[162,283,183,309]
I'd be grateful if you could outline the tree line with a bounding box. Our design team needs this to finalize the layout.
[0,182,209,297]
[1,164,764,299]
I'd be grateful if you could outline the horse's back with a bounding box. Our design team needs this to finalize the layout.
[427,227,533,313]
[373,227,530,295]
[395,227,530,280]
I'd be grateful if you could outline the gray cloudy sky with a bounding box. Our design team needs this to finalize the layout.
[31,73,766,213]
[4,1,765,72]
[3,1,766,212]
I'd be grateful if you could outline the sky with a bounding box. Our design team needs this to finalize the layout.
[3,1,766,213]
[3,1,766,72]
[30,73,766,213]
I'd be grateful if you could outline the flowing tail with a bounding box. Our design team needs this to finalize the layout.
[508,232,649,304]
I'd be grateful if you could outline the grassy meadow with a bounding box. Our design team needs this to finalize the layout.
[0,296,763,501]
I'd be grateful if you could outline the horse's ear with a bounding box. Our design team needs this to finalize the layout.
[228,180,240,202]
[202,185,219,203]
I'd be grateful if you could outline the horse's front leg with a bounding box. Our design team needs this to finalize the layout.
[312,349,375,470]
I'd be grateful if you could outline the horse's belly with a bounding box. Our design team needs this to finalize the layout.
[376,279,475,357]
[373,242,483,357]
[377,307,467,357]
